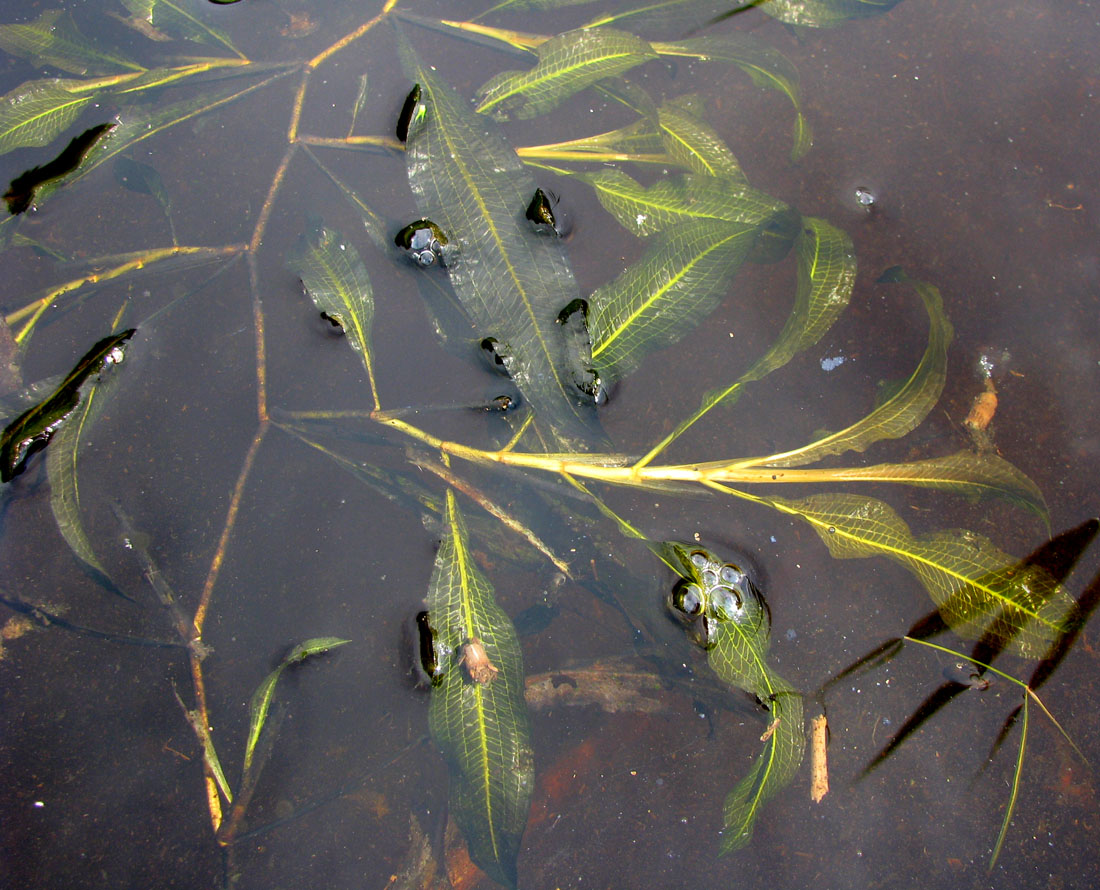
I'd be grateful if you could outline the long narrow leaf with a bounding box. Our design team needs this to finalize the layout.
[427,490,533,889]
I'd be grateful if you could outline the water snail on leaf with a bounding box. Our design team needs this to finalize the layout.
[395,218,451,267]
[458,637,499,685]
[415,611,445,687]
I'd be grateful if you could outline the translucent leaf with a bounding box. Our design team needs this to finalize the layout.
[720,687,803,853]
[576,169,787,237]
[768,492,1075,658]
[589,218,758,379]
[402,47,606,451]
[427,491,533,889]
[753,272,950,467]
[286,220,378,393]
[757,0,904,28]
[656,95,744,179]
[663,542,804,852]
[120,0,241,56]
[243,637,350,775]
[0,10,143,75]
[656,34,811,160]
[475,27,658,120]
[0,80,92,156]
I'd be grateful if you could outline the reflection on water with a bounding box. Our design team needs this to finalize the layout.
[2,1,1099,888]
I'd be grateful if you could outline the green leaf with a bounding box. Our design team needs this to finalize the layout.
[2,330,135,484]
[0,80,92,156]
[243,637,351,775]
[427,491,533,889]
[119,0,241,56]
[758,0,904,28]
[765,492,1075,658]
[286,220,378,398]
[749,272,950,468]
[576,169,788,237]
[793,450,1049,525]
[45,358,113,580]
[720,687,803,853]
[0,10,143,75]
[589,218,758,379]
[656,95,745,179]
[658,216,852,450]
[402,46,606,451]
[663,542,804,852]
[475,27,658,120]
[655,34,811,160]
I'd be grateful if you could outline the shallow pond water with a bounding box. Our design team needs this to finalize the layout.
[1,1,1099,888]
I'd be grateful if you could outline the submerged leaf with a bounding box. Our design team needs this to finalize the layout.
[243,637,351,775]
[749,272,950,467]
[589,218,758,380]
[403,47,606,450]
[756,0,904,28]
[656,34,811,160]
[475,27,657,120]
[663,542,804,852]
[120,0,241,55]
[767,492,1075,658]
[0,80,92,156]
[427,491,533,889]
[577,169,787,238]
[0,10,143,75]
[656,95,744,179]
[1,330,135,483]
[286,220,378,400]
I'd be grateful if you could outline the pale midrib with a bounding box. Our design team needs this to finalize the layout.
[592,227,744,359]
[430,79,572,402]
[478,48,641,113]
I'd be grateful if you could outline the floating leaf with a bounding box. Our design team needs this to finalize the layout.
[1,329,135,483]
[576,169,787,238]
[746,272,949,467]
[286,220,378,404]
[764,492,1075,658]
[589,218,758,380]
[427,491,533,889]
[243,637,351,775]
[403,46,606,450]
[0,10,143,75]
[0,80,93,156]
[475,27,658,120]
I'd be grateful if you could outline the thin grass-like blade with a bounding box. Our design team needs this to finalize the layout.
[655,34,811,160]
[589,218,758,379]
[286,220,378,404]
[242,637,350,775]
[402,46,606,450]
[762,492,1075,658]
[427,491,533,889]
[744,271,950,468]
[475,27,657,120]
[0,80,92,155]
[0,10,143,75]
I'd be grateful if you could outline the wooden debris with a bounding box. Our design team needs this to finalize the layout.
[810,714,830,803]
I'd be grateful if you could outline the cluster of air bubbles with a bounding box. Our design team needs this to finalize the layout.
[854,186,876,209]
[976,346,1012,381]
